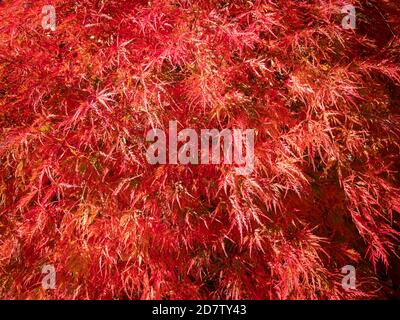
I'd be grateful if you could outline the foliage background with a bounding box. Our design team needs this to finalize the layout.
[0,0,400,299]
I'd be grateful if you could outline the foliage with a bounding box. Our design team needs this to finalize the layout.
[0,0,400,299]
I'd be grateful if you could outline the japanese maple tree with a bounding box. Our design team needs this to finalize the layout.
[0,0,400,299]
